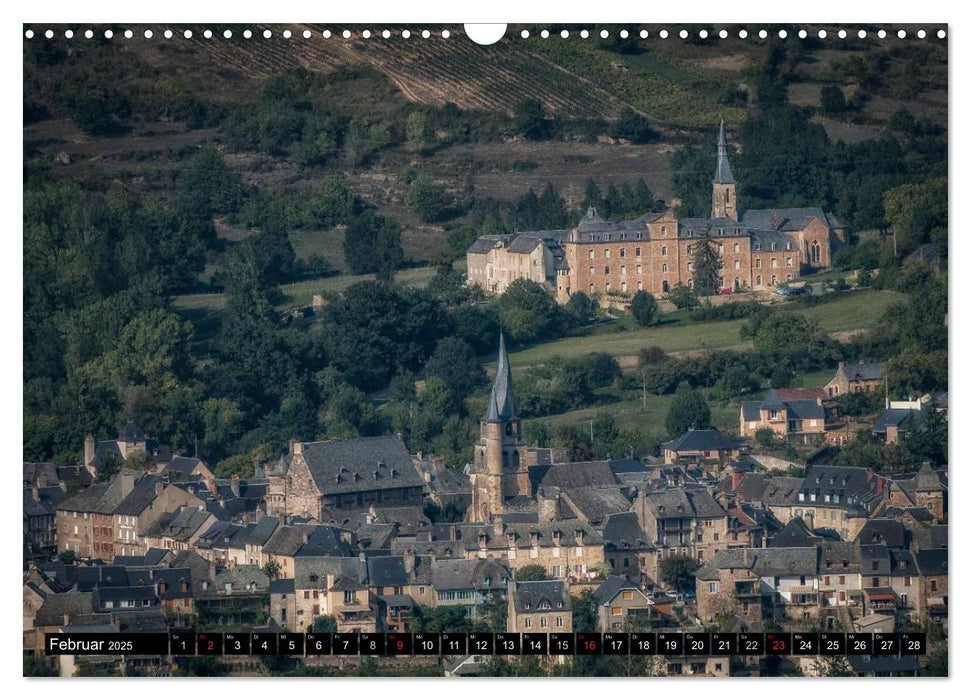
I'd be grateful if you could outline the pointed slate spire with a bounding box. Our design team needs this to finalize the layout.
[714,120,735,184]
[484,332,518,422]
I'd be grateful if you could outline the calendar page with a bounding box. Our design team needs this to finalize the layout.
[22,20,948,681]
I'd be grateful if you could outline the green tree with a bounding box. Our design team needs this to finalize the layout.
[405,110,431,150]
[658,555,700,591]
[59,550,77,565]
[343,213,404,279]
[610,107,656,143]
[496,279,564,345]
[311,615,338,633]
[667,283,699,309]
[665,383,712,436]
[424,337,486,395]
[407,177,452,223]
[691,233,722,296]
[883,178,947,255]
[630,290,658,326]
[819,85,847,115]
[515,565,549,581]
[514,98,551,140]
[564,291,597,326]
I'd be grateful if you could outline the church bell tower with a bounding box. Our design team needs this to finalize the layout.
[711,120,738,221]
[469,333,529,522]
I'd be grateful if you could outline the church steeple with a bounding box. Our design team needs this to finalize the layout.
[714,120,735,184]
[711,120,738,221]
[484,332,517,422]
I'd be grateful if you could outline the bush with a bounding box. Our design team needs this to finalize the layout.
[630,290,659,326]
[667,284,699,309]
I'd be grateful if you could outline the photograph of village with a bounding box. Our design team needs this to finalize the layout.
[23,24,947,677]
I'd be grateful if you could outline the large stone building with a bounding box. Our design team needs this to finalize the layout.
[266,435,425,523]
[467,123,846,302]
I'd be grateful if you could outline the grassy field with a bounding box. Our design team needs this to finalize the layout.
[527,392,741,445]
[172,265,440,316]
[506,289,903,368]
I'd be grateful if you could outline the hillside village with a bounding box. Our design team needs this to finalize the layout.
[24,331,947,677]
[23,25,948,679]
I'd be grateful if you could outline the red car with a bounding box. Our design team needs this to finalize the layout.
[718,287,733,295]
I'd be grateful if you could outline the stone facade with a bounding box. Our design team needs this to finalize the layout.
[467,125,845,305]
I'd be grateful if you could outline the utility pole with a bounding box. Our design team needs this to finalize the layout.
[642,369,647,411]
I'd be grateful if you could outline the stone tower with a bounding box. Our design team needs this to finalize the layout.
[711,120,738,221]
[470,333,529,522]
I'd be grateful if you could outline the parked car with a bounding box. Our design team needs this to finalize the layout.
[775,286,805,297]
[718,287,733,295]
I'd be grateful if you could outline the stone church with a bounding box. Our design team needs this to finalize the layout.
[467,122,847,303]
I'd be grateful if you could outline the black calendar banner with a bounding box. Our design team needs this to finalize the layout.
[43,632,927,658]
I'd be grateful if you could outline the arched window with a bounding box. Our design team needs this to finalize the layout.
[811,240,821,263]
[662,280,670,293]
[756,275,762,286]
[661,246,667,256]
[662,263,668,273]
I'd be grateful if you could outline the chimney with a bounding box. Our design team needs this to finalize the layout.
[448,523,457,541]
[230,474,240,498]
[731,467,744,492]
[155,481,164,496]
[84,434,95,466]
[403,550,416,575]
[292,441,303,457]
[302,529,309,544]
[120,471,136,498]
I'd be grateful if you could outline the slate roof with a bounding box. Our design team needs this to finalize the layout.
[430,558,510,592]
[561,487,632,524]
[269,578,295,594]
[296,435,423,495]
[367,556,409,587]
[847,655,919,675]
[819,541,860,574]
[262,524,316,557]
[663,429,740,452]
[700,547,817,577]
[76,566,130,591]
[841,361,885,383]
[601,512,650,550]
[796,465,885,515]
[915,549,948,576]
[484,333,517,422]
[770,517,818,548]
[872,407,922,435]
[114,474,166,516]
[511,580,571,614]
[714,121,735,183]
[530,461,619,491]
[859,544,892,576]
[593,575,646,605]
[855,519,909,549]
[742,207,835,232]
[294,556,366,590]
[162,456,207,480]
[474,521,603,550]
[34,591,95,626]
[143,506,212,542]
[213,565,270,592]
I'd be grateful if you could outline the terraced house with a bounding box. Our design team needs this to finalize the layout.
[467,123,845,302]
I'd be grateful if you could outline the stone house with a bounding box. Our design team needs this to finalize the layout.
[740,388,832,444]
[506,579,572,634]
[55,471,137,560]
[661,429,742,465]
[431,557,511,618]
[141,505,216,553]
[112,475,205,558]
[593,575,652,632]
[265,435,425,522]
[825,361,885,397]
[915,548,948,624]
[464,520,606,583]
